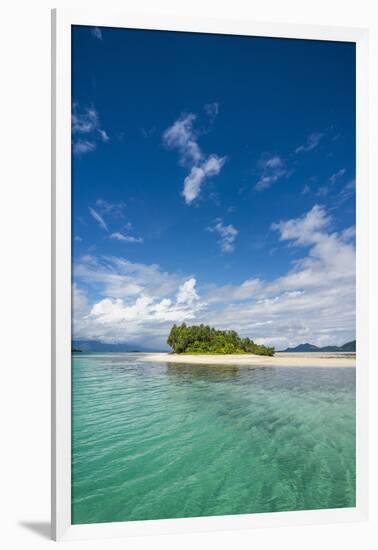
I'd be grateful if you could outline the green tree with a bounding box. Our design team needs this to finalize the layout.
[166,323,274,356]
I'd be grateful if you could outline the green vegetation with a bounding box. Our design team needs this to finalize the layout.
[167,323,275,356]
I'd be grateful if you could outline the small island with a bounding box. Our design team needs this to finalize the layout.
[167,323,275,356]
[138,323,356,367]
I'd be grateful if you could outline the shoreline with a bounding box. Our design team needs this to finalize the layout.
[139,352,356,368]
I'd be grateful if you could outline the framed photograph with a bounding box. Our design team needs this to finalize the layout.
[52,9,369,541]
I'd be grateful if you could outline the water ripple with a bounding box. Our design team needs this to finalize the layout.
[72,354,355,524]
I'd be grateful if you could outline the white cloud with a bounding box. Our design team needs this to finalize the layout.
[255,155,287,191]
[88,201,138,240]
[90,291,199,326]
[97,129,109,142]
[183,155,226,204]
[202,210,355,348]
[163,110,226,204]
[110,232,143,243]
[204,206,355,347]
[266,206,355,302]
[163,113,202,165]
[73,283,90,314]
[91,27,102,40]
[74,256,184,300]
[73,206,355,350]
[341,226,356,242]
[265,156,282,168]
[95,199,127,218]
[295,132,323,153]
[337,179,355,205]
[72,104,109,155]
[176,278,199,305]
[74,276,203,347]
[255,133,323,192]
[307,169,347,199]
[329,168,346,184]
[89,207,108,232]
[271,204,330,245]
[208,219,238,253]
[73,140,96,155]
[72,106,98,134]
[204,278,262,304]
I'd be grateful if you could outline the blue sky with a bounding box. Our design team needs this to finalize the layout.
[72,26,356,350]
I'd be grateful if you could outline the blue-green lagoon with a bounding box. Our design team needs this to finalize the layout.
[72,353,355,524]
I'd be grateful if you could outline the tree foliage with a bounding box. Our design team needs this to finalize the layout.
[167,323,275,356]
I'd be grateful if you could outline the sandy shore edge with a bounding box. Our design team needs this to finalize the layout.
[139,352,356,368]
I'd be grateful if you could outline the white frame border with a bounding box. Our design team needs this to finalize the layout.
[51,9,369,542]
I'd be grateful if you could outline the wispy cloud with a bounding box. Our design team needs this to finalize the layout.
[89,200,143,242]
[204,206,355,348]
[72,104,109,156]
[95,199,126,218]
[89,207,108,232]
[163,113,202,166]
[312,169,347,198]
[271,204,330,245]
[295,132,323,154]
[97,129,109,142]
[73,205,355,350]
[329,168,346,185]
[255,131,324,191]
[337,179,355,205]
[204,278,262,304]
[255,155,287,191]
[91,27,103,40]
[204,102,219,120]
[73,140,96,155]
[73,256,204,347]
[208,219,238,253]
[184,155,226,205]
[163,110,226,204]
[110,232,143,244]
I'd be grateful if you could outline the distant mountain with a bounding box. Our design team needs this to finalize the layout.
[72,340,162,353]
[280,340,356,353]
[338,340,356,352]
[282,343,320,353]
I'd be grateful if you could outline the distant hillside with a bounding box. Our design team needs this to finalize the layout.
[338,340,356,352]
[71,340,160,353]
[280,340,356,353]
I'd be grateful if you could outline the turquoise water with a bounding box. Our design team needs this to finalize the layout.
[72,353,355,524]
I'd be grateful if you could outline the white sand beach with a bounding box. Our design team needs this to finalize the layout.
[140,352,356,368]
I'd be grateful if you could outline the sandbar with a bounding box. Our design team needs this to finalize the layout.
[139,351,356,368]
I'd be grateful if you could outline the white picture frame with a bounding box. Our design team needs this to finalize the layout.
[51,8,369,541]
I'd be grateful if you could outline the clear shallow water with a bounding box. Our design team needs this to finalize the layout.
[72,353,355,524]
